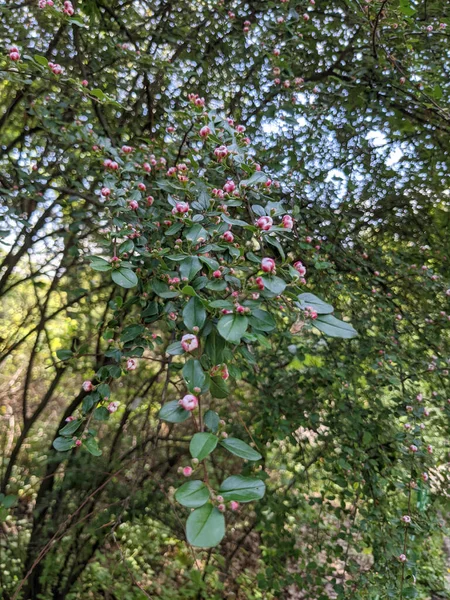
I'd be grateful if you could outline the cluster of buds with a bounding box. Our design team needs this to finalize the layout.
[103,158,119,170]
[304,306,318,320]
[9,46,20,61]
[63,0,74,15]
[187,93,205,107]
[48,62,63,75]
[38,0,54,7]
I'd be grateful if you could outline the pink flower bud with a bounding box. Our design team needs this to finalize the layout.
[82,380,94,392]
[138,182,146,191]
[199,126,211,137]
[398,554,407,563]
[256,216,273,231]
[182,466,193,477]
[179,394,198,411]
[222,231,234,243]
[213,270,222,278]
[230,501,239,511]
[293,261,306,276]
[181,334,199,353]
[261,258,275,273]
[129,200,139,210]
[75,439,82,447]
[126,359,137,371]
[282,215,294,229]
[223,180,236,193]
[101,187,111,197]
[108,401,120,413]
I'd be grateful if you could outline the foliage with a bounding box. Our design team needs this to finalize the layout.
[0,0,450,599]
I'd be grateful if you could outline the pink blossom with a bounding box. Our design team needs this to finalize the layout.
[214,145,228,160]
[75,439,82,447]
[293,261,306,276]
[182,466,193,477]
[101,187,110,197]
[213,270,222,278]
[199,126,211,138]
[172,201,189,215]
[222,231,234,243]
[282,215,294,229]
[82,380,94,392]
[63,0,74,15]
[230,500,239,511]
[126,359,137,371]
[181,334,199,353]
[81,79,88,86]
[179,394,198,411]
[223,180,236,193]
[129,200,139,210]
[261,257,275,273]
[398,554,407,563]
[256,216,273,231]
[121,145,133,153]
[108,401,120,413]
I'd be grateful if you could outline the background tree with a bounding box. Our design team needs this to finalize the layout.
[1,0,449,599]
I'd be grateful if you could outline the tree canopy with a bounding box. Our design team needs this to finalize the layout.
[1,1,449,599]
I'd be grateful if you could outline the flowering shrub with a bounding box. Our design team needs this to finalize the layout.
[37,100,356,547]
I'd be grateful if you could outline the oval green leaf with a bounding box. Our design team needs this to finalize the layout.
[189,432,218,461]
[186,503,225,548]
[313,314,358,339]
[159,400,191,423]
[111,267,138,289]
[175,481,210,508]
[217,314,248,343]
[219,476,266,502]
[220,437,262,461]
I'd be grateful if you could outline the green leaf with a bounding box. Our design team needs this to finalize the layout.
[93,407,110,421]
[240,171,268,187]
[0,495,17,509]
[217,314,248,343]
[248,309,276,332]
[219,476,266,502]
[189,432,218,460]
[34,54,49,67]
[56,349,73,361]
[175,481,210,508]
[180,256,202,281]
[166,341,184,355]
[84,437,102,456]
[204,410,220,433]
[209,375,229,399]
[313,314,358,339]
[261,276,286,296]
[182,359,206,391]
[199,255,220,271]
[186,503,225,548]
[118,239,134,254]
[53,437,75,452]
[185,224,208,243]
[120,324,144,343]
[220,438,262,461]
[59,419,82,436]
[183,297,206,330]
[159,400,191,423]
[88,256,112,272]
[296,293,334,314]
[90,88,107,101]
[111,267,138,289]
